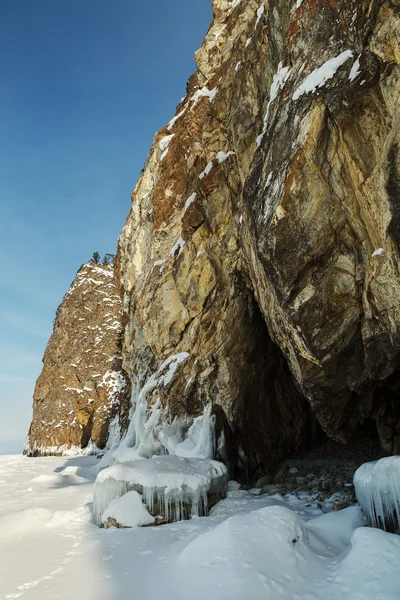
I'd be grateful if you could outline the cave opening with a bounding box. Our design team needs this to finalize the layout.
[222,278,397,485]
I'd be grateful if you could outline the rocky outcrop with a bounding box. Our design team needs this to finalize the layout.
[243,0,400,455]
[25,263,130,456]
[116,0,400,477]
[117,0,316,478]
[26,0,400,477]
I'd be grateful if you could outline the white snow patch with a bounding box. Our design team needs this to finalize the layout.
[167,106,187,131]
[245,37,252,48]
[158,134,174,152]
[214,24,226,39]
[184,192,197,212]
[255,4,265,28]
[98,370,127,409]
[199,161,213,179]
[153,259,166,273]
[102,490,155,527]
[191,87,217,108]
[216,150,235,163]
[372,247,384,257]
[235,61,241,71]
[170,237,186,257]
[160,148,169,161]
[349,57,361,81]
[257,62,292,146]
[293,50,354,101]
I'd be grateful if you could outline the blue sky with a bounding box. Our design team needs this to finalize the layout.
[0,0,212,452]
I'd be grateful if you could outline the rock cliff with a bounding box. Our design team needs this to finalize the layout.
[25,262,130,456]
[27,0,400,476]
[116,0,400,477]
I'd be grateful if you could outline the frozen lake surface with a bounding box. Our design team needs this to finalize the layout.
[1,454,400,600]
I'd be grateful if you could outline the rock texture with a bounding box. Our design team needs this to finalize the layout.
[25,263,130,456]
[243,0,400,457]
[116,0,400,477]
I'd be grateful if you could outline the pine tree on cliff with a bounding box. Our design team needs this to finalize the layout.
[102,253,115,266]
[91,251,100,264]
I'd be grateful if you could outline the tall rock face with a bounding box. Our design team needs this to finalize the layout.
[242,0,400,453]
[116,0,400,477]
[26,263,131,456]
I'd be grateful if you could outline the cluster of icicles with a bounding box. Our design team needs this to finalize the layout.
[354,457,400,532]
[93,477,213,526]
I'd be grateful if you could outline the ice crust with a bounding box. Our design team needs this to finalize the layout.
[93,455,228,526]
[354,456,400,530]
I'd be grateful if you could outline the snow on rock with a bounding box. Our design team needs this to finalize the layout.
[216,150,235,163]
[191,87,217,108]
[293,50,354,101]
[214,24,226,39]
[167,106,187,131]
[349,57,361,81]
[199,161,213,179]
[93,455,228,526]
[354,456,400,531]
[160,148,169,161]
[98,369,128,408]
[372,247,385,257]
[102,490,155,528]
[257,62,291,146]
[170,236,186,257]
[255,4,265,28]
[184,192,197,212]
[158,134,175,152]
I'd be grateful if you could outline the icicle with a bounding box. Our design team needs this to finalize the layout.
[354,457,400,531]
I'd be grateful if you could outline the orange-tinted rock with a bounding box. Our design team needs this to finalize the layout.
[25,262,130,456]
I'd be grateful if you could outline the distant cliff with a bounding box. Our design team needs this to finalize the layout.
[25,262,130,456]
[27,0,400,476]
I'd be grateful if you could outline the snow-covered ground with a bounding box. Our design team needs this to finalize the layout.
[1,454,400,600]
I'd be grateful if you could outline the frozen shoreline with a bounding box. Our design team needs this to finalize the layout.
[1,454,400,600]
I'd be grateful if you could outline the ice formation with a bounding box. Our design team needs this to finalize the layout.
[161,405,216,459]
[93,351,223,527]
[93,455,228,526]
[354,457,400,531]
[102,490,155,528]
[99,354,216,469]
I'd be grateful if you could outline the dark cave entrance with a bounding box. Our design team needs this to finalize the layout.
[216,278,398,484]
